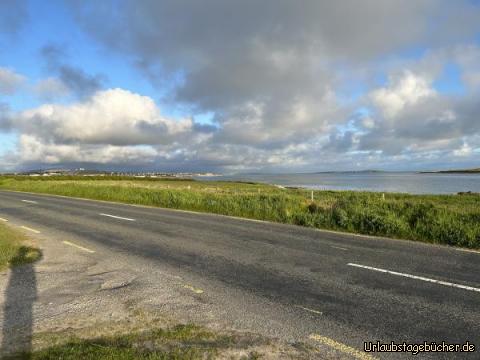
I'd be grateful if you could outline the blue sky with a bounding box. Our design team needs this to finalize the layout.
[1,0,480,172]
[1,1,159,108]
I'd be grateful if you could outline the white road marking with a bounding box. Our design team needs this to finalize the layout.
[296,305,323,315]
[20,225,40,234]
[21,199,38,204]
[348,263,480,293]
[456,248,480,254]
[330,245,348,251]
[99,213,136,222]
[63,241,95,253]
[0,217,8,222]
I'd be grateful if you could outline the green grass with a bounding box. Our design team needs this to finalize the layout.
[0,222,41,270]
[0,175,479,249]
[6,324,245,360]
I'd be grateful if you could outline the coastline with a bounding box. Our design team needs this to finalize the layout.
[200,172,480,195]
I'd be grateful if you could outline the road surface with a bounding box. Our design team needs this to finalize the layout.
[0,190,479,359]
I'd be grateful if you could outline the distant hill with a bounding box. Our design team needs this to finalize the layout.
[421,168,480,174]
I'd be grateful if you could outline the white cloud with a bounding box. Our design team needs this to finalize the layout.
[369,70,436,119]
[453,142,472,157]
[0,67,25,95]
[361,117,375,129]
[15,88,195,146]
[2,88,211,169]
[355,61,480,164]
[16,134,157,164]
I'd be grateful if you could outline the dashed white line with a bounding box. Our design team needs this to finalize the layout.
[0,217,8,222]
[20,225,41,234]
[348,263,480,293]
[21,199,38,204]
[63,241,95,253]
[330,245,348,251]
[99,213,136,222]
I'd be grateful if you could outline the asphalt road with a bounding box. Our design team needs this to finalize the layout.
[0,189,479,359]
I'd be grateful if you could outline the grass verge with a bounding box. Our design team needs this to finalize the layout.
[7,325,223,360]
[6,324,297,359]
[0,222,41,270]
[0,175,479,249]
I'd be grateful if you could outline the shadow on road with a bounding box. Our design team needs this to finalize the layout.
[1,247,37,358]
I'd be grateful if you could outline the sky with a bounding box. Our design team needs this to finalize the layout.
[1,0,480,173]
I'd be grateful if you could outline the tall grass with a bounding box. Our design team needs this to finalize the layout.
[1,176,479,249]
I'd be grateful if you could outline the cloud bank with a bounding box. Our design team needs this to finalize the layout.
[2,0,480,171]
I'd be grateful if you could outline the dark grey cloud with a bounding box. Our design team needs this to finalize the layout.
[40,44,67,63]
[324,131,355,152]
[39,44,105,98]
[0,0,28,35]
[69,0,480,101]
[65,0,480,155]
[57,66,104,98]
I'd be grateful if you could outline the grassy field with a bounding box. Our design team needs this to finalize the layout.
[0,222,41,270]
[0,175,479,249]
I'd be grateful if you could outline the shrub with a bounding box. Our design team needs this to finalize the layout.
[428,218,471,247]
[332,207,349,228]
[405,202,437,228]
[352,211,406,237]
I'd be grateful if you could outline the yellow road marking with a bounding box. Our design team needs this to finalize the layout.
[0,217,8,222]
[309,334,377,360]
[183,285,204,294]
[62,241,95,253]
[296,305,323,315]
[20,225,40,234]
